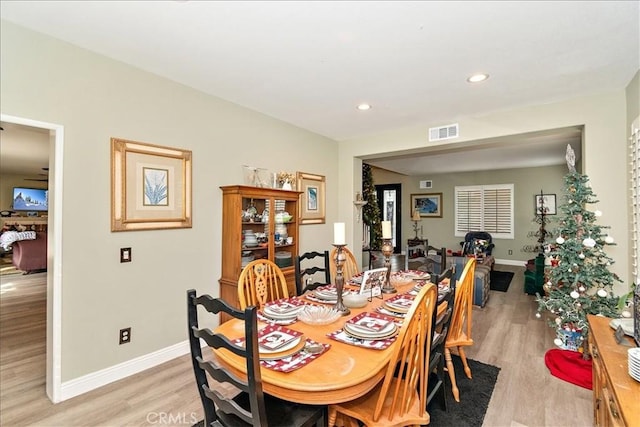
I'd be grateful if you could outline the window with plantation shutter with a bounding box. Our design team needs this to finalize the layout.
[455,184,514,239]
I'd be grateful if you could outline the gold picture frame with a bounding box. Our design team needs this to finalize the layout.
[111,138,192,231]
[296,171,326,224]
[411,193,443,218]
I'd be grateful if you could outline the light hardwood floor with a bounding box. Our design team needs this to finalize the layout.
[0,263,592,427]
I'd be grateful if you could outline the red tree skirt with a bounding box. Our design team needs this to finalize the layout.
[544,349,592,390]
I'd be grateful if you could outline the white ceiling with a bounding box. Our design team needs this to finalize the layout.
[0,1,637,176]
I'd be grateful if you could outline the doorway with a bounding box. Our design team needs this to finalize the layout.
[0,114,63,403]
[375,183,402,253]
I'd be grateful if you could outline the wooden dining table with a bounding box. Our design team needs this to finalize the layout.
[212,275,447,405]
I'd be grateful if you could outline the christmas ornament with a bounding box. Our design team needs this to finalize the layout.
[578,253,585,259]
[555,317,561,325]
[594,210,602,217]
[570,291,580,299]
[582,237,596,248]
[535,312,541,319]
[554,338,563,347]
[604,235,614,244]
[556,236,565,244]
[621,309,631,318]
[578,285,585,292]
[597,289,608,297]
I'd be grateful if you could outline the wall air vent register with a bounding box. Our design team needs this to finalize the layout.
[428,123,459,142]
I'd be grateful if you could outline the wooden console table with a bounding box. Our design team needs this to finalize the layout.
[587,315,639,427]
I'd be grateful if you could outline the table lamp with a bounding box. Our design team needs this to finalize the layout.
[411,209,421,239]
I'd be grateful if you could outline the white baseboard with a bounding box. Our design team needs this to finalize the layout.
[494,258,527,267]
[60,340,191,401]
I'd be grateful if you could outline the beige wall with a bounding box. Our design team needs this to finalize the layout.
[340,91,631,296]
[626,70,639,127]
[372,164,566,262]
[1,21,339,381]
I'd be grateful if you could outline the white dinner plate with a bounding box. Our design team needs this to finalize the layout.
[343,323,398,340]
[259,336,302,354]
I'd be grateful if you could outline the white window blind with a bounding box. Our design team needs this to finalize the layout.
[631,117,640,285]
[455,184,514,239]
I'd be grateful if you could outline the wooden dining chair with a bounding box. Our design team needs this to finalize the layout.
[444,257,476,402]
[329,246,359,284]
[238,259,289,309]
[435,264,455,286]
[327,283,438,427]
[425,245,447,274]
[294,250,331,295]
[187,289,326,427]
[427,263,456,411]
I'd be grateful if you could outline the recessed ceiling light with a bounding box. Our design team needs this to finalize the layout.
[357,104,371,111]
[467,73,489,83]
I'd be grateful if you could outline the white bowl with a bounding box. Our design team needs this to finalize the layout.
[297,306,341,325]
[342,293,369,308]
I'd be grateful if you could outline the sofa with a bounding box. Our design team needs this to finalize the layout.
[12,231,47,273]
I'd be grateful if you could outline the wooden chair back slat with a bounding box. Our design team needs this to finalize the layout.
[238,259,289,309]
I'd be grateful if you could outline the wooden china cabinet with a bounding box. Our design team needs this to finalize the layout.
[219,185,301,319]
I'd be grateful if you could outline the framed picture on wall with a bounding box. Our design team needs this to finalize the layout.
[297,171,326,224]
[111,138,192,231]
[411,193,442,218]
[535,193,556,215]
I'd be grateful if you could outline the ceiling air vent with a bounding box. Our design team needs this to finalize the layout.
[428,123,459,141]
[420,180,433,189]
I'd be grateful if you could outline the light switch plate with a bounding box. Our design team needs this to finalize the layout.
[120,247,132,263]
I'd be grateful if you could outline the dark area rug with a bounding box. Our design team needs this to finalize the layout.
[428,355,501,427]
[489,270,514,292]
[192,355,501,427]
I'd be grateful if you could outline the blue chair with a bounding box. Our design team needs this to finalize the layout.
[460,231,495,256]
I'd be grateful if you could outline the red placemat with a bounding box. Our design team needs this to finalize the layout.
[259,339,330,372]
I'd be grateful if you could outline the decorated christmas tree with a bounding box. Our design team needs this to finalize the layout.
[536,145,622,357]
[362,163,382,250]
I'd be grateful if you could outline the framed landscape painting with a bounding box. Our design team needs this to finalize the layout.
[411,193,442,218]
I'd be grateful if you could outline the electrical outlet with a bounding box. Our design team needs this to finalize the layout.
[120,247,132,263]
[508,249,513,255]
[119,327,131,345]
